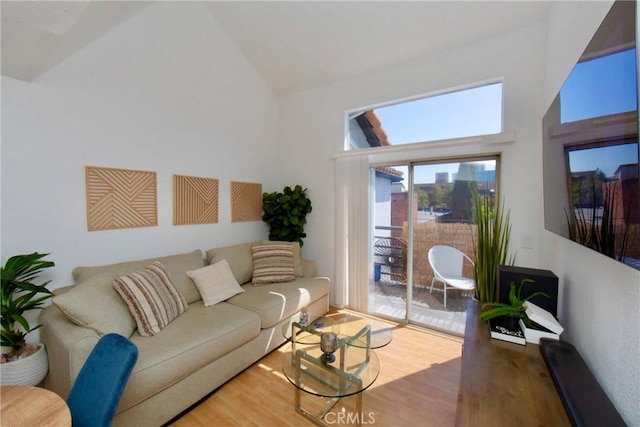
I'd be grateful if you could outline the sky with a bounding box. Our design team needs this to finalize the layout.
[560,48,637,123]
[560,47,638,176]
[392,161,496,186]
[373,82,501,184]
[374,82,503,145]
[372,47,638,183]
[568,143,638,176]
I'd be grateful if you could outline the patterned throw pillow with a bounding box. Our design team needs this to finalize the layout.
[251,244,295,285]
[114,261,188,336]
[261,240,304,277]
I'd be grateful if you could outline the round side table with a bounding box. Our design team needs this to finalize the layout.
[1,385,71,426]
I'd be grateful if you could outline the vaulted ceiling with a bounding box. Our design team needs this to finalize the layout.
[1,1,552,95]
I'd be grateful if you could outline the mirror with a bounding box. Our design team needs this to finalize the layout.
[543,0,640,268]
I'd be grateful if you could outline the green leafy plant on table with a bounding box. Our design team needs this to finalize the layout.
[262,185,313,246]
[479,278,549,322]
[1,253,55,360]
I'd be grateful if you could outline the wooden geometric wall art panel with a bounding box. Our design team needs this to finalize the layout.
[173,175,219,225]
[230,181,263,222]
[85,166,157,231]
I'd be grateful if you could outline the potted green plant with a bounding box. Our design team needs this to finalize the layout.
[472,192,515,303]
[262,185,313,246]
[1,252,55,385]
[479,278,549,328]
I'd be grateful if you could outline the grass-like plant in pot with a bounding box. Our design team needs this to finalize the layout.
[472,192,515,303]
[262,185,312,246]
[1,252,55,361]
[479,278,549,327]
[566,178,631,262]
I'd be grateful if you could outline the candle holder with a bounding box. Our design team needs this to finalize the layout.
[299,307,309,326]
[320,332,338,363]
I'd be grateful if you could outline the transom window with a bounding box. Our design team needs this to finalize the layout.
[348,81,503,150]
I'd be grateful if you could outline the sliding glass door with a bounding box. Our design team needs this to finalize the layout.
[369,157,498,335]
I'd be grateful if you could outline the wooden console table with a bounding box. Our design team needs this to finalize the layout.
[455,300,570,426]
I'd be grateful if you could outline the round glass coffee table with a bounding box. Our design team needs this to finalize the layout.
[282,339,380,426]
[281,312,391,426]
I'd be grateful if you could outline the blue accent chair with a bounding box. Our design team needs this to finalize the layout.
[66,333,138,427]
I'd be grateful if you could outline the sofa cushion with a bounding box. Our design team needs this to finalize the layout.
[119,301,260,411]
[260,240,303,277]
[206,242,260,285]
[114,262,188,337]
[227,277,331,329]
[186,260,244,307]
[251,244,295,285]
[53,273,136,337]
[72,250,204,304]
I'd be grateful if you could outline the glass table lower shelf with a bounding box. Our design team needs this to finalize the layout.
[281,341,380,426]
[282,312,393,349]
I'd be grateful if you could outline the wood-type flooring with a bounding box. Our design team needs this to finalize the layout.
[170,309,463,427]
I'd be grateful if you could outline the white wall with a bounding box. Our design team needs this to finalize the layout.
[279,1,638,423]
[543,1,639,424]
[1,2,279,290]
[374,175,392,238]
[279,20,548,298]
[2,1,637,422]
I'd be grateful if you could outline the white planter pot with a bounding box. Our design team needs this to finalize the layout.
[0,344,48,386]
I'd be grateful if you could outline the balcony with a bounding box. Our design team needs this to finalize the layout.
[369,279,471,336]
[371,226,475,336]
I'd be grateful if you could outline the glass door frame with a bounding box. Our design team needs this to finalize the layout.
[369,155,501,329]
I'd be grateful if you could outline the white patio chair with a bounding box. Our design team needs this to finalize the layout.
[428,245,475,308]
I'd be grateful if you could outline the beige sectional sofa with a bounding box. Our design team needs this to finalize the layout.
[40,241,330,426]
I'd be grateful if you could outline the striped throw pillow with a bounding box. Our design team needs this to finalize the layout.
[251,244,295,285]
[114,261,188,336]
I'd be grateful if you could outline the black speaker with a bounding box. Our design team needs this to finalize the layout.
[497,265,559,317]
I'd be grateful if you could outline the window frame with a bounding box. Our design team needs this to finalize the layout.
[345,79,506,152]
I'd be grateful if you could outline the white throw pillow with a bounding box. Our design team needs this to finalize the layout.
[53,273,136,337]
[187,260,245,306]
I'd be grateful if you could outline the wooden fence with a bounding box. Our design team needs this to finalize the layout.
[396,221,477,289]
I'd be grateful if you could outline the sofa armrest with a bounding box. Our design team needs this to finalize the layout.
[302,259,317,277]
[40,304,101,398]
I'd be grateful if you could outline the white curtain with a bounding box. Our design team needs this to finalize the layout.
[334,155,370,312]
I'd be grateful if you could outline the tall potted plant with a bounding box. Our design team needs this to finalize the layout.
[262,185,313,246]
[1,252,55,385]
[472,193,515,303]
